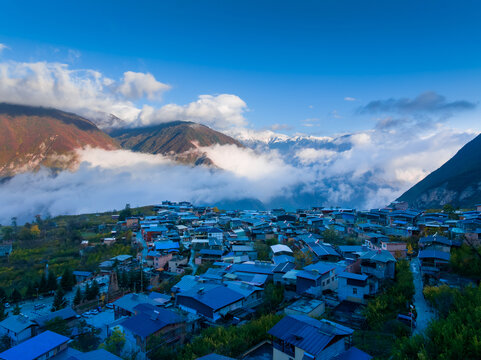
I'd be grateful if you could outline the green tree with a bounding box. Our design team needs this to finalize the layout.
[10,289,22,304]
[0,334,11,353]
[99,328,125,356]
[86,280,99,300]
[259,282,284,314]
[12,304,21,315]
[44,317,71,336]
[38,272,48,293]
[71,322,101,352]
[60,268,75,291]
[73,287,82,306]
[51,288,67,311]
[47,270,58,292]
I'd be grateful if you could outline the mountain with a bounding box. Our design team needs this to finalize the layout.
[110,121,244,165]
[397,133,481,209]
[0,103,119,177]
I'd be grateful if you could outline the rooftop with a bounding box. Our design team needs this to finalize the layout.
[0,331,69,360]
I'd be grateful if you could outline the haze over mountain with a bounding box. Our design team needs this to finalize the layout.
[398,133,481,209]
[110,121,243,165]
[0,103,119,177]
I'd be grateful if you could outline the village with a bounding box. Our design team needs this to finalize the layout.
[0,200,480,360]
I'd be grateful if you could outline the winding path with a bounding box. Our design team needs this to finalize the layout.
[410,257,435,334]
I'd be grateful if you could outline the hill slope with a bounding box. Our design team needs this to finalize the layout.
[397,133,481,209]
[0,103,119,177]
[110,121,243,165]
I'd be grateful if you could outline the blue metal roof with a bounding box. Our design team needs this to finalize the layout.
[304,262,336,274]
[338,272,368,281]
[268,315,353,357]
[419,250,451,261]
[154,240,180,251]
[199,249,224,256]
[0,331,70,360]
[120,308,183,338]
[180,285,244,311]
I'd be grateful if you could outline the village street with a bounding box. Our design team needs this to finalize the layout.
[411,257,435,334]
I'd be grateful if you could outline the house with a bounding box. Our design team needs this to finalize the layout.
[418,250,451,273]
[273,261,296,285]
[0,331,122,360]
[0,331,69,360]
[111,255,133,266]
[118,306,186,353]
[380,240,407,259]
[176,285,244,322]
[230,262,276,282]
[338,245,366,261]
[149,241,180,269]
[285,298,325,318]
[360,250,396,280]
[231,245,257,260]
[0,315,37,345]
[198,249,224,263]
[337,272,369,304]
[34,307,78,330]
[296,262,337,295]
[0,244,12,258]
[125,217,139,229]
[270,244,293,256]
[72,271,93,283]
[102,237,116,246]
[268,315,371,360]
[113,293,160,319]
[308,243,341,262]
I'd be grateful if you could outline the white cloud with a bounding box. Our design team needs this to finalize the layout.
[137,94,248,130]
[0,59,247,131]
[0,145,304,223]
[118,71,170,101]
[0,44,8,54]
[344,97,357,101]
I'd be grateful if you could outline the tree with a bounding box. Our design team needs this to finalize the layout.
[60,268,75,291]
[99,328,125,356]
[12,304,21,315]
[70,321,101,352]
[47,270,58,292]
[10,289,21,304]
[118,204,132,221]
[44,317,71,336]
[26,282,36,299]
[30,225,41,238]
[0,334,11,353]
[51,288,67,311]
[86,280,99,301]
[39,272,48,293]
[73,287,82,306]
[259,282,284,314]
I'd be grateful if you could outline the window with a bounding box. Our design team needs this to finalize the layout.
[353,288,358,294]
[326,279,330,284]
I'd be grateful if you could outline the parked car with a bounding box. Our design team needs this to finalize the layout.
[34,304,45,310]
[105,303,114,309]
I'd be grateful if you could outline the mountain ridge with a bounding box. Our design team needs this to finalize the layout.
[397,132,481,208]
[0,103,119,177]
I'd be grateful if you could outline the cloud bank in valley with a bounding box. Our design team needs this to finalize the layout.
[0,124,475,223]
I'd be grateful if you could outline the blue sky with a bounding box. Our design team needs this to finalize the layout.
[0,0,480,135]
